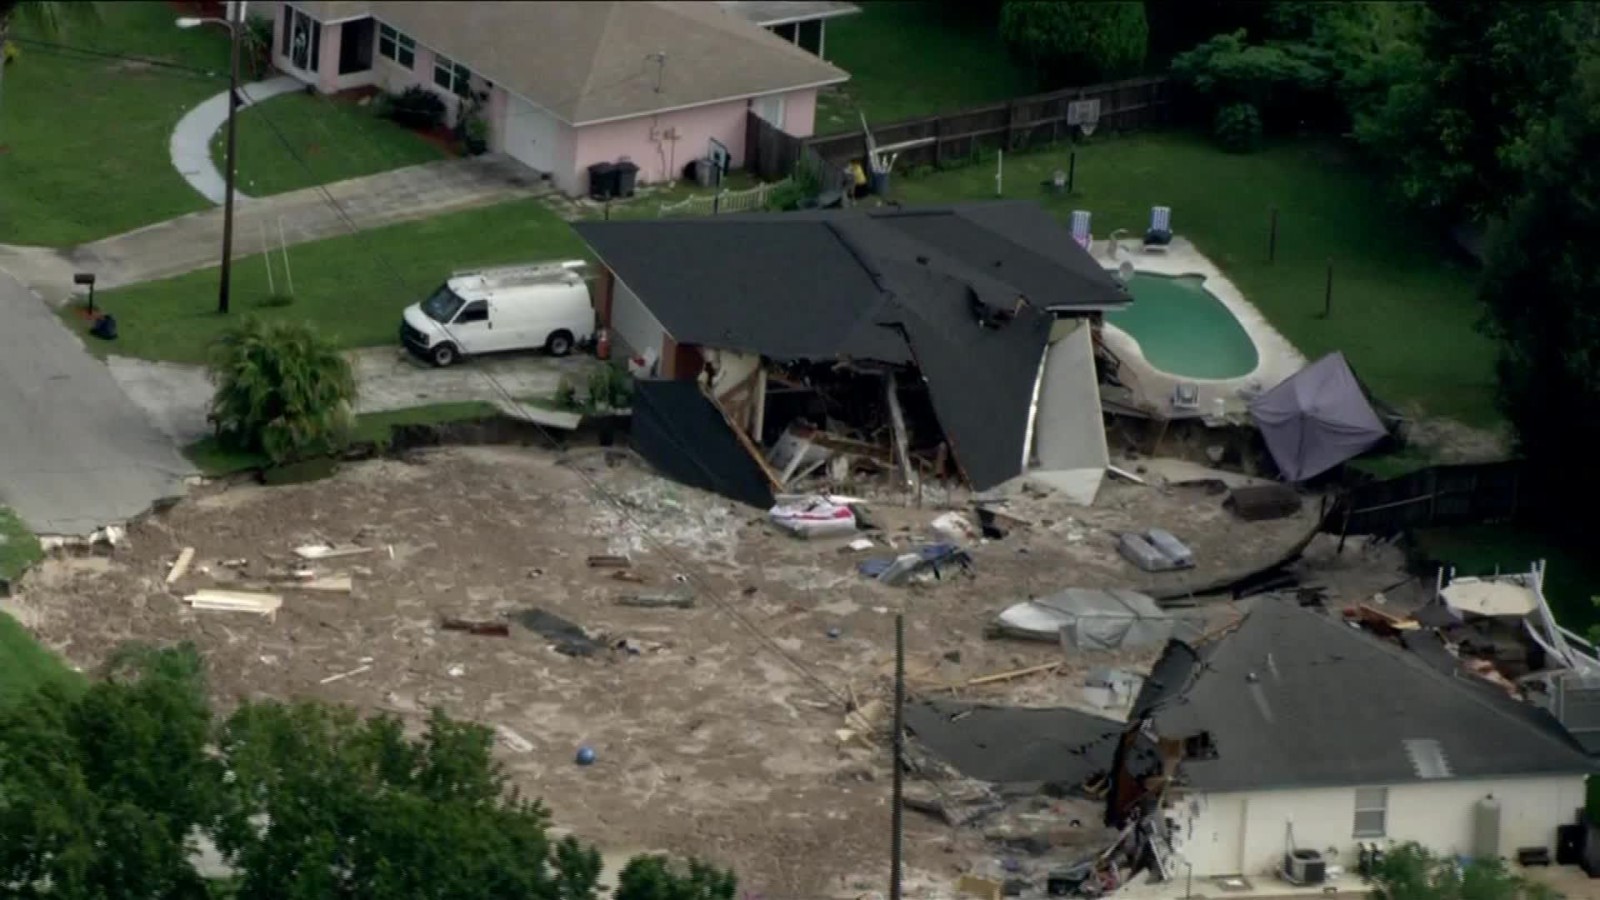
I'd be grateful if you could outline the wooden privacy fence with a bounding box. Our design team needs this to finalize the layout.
[747,76,1173,179]
[1333,461,1524,536]
[745,111,854,189]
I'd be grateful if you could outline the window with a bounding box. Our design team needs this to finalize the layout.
[1353,787,1388,838]
[433,53,472,96]
[378,23,415,68]
[455,301,489,324]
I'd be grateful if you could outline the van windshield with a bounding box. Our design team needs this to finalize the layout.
[421,284,466,323]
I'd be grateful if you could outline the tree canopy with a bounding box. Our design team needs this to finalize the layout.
[0,644,736,899]
[999,1,1149,87]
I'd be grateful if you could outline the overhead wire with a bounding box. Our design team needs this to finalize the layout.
[236,88,856,711]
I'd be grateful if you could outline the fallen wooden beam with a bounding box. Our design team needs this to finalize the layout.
[298,575,353,594]
[166,547,196,585]
[965,661,1063,687]
[615,594,696,610]
[441,618,511,637]
[586,554,631,569]
[183,589,283,620]
[294,544,373,561]
[319,664,371,685]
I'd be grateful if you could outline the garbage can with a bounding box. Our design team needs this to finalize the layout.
[587,161,617,201]
[870,170,890,197]
[694,157,716,188]
[614,159,640,198]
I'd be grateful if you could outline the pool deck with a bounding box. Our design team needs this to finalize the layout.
[1097,237,1306,421]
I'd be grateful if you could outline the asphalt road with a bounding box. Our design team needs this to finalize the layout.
[0,271,193,536]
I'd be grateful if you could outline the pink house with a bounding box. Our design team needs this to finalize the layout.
[263,1,850,196]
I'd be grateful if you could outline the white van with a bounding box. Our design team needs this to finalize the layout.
[400,260,595,367]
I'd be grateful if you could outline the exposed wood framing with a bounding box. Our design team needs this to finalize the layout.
[703,384,784,489]
[885,371,914,490]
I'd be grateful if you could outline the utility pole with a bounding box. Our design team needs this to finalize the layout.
[218,0,242,314]
[890,613,905,900]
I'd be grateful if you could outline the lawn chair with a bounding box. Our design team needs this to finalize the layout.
[1171,381,1200,412]
[1144,205,1173,251]
[1071,210,1092,252]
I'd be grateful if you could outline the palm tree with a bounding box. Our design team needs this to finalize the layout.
[209,318,358,465]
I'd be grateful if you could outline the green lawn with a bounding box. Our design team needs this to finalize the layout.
[0,1,233,246]
[894,133,1496,427]
[77,199,587,363]
[185,401,501,476]
[0,506,40,583]
[815,1,1035,133]
[214,92,448,197]
[0,507,79,706]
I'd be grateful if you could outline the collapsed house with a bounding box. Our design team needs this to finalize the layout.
[574,201,1131,508]
[1109,596,1597,884]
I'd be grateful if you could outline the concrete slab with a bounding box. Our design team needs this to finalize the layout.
[1027,321,1109,505]
[0,273,193,536]
[0,156,549,305]
[170,76,303,205]
[107,347,600,452]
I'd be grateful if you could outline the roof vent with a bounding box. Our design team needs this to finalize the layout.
[1403,738,1453,779]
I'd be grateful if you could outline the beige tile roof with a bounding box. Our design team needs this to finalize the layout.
[361,1,847,125]
[289,1,374,22]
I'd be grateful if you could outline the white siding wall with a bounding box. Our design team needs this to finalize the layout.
[705,349,761,398]
[611,280,666,371]
[1172,776,1588,878]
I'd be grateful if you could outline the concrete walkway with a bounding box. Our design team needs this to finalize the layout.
[170,75,303,205]
[109,348,594,448]
[0,271,193,536]
[0,155,549,304]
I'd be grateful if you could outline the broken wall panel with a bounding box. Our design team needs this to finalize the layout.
[1028,321,1110,505]
[630,379,775,509]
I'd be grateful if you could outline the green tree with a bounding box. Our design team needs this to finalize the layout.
[615,855,738,900]
[1355,0,1598,222]
[0,643,218,899]
[1371,841,1558,899]
[1479,53,1600,530]
[208,318,357,466]
[215,703,596,900]
[999,1,1148,86]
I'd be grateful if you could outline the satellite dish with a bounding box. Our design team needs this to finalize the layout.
[1117,260,1135,282]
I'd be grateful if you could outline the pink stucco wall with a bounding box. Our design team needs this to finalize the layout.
[570,87,822,191]
[780,89,819,138]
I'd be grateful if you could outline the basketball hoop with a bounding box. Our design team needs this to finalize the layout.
[1067,99,1102,139]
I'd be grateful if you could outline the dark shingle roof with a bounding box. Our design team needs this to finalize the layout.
[1142,598,1597,792]
[574,202,1117,490]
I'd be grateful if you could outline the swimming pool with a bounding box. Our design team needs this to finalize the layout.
[1105,273,1260,380]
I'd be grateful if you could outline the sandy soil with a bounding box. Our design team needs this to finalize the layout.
[11,446,1338,898]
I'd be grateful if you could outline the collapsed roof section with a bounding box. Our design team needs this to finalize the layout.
[1130,597,1597,794]
[575,202,1129,493]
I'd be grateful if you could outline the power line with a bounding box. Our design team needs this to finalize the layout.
[238,94,854,710]
[9,35,225,79]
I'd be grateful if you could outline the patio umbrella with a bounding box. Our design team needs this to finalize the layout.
[1249,351,1390,482]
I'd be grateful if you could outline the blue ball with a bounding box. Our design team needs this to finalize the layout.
[575,746,597,766]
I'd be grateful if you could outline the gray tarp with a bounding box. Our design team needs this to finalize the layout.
[995,588,1178,650]
[1250,351,1389,482]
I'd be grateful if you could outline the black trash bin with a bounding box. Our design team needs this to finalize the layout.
[587,161,617,201]
[614,159,640,198]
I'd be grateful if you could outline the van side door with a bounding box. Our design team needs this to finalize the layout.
[450,300,495,355]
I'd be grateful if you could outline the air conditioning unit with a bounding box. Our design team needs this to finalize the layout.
[1283,849,1327,886]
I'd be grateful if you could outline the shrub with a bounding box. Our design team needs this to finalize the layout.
[553,376,578,411]
[383,86,447,131]
[585,364,633,412]
[1213,102,1263,153]
[208,318,357,466]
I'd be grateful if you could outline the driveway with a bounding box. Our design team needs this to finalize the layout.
[0,272,193,536]
[109,348,597,448]
[0,155,549,303]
